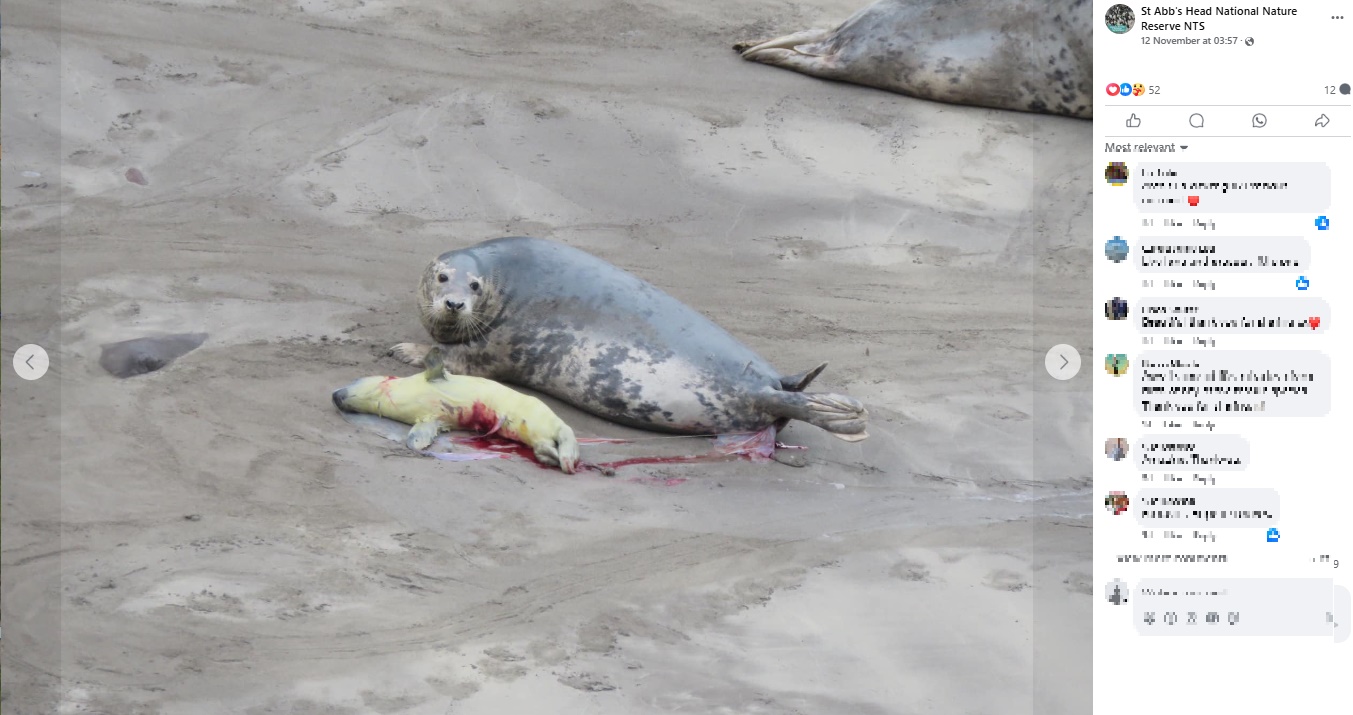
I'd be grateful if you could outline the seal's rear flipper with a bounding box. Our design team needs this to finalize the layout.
[761,391,868,441]
[780,362,828,392]
[735,28,833,56]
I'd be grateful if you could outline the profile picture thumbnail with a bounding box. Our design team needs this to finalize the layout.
[1106,579,1130,605]
[1105,161,1129,186]
[1105,354,1129,376]
[1104,236,1129,263]
[1104,438,1130,462]
[1105,490,1130,515]
[1105,297,1128,320]
[1105,5,1136,34]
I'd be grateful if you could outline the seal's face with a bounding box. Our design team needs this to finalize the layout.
[418,254,499,344]
[332,375,401,415]
[332,373,440,426]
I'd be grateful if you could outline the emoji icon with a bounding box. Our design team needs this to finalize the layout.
[1105,161,1129,186]
[1105,237,1129,263]
[1309,317,1321,329]
[1315,215,1329,230]
[1296,276,1310,290]
[1132,83,1145,96]
[1106,82,1122,96]
[1267,528,1280,543]
[1187,196,1200,206]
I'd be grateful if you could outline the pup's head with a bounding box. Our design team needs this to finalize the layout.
[331,349,448,424]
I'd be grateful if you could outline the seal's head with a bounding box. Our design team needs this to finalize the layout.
[332,374,407,417]
[417,251,502,344]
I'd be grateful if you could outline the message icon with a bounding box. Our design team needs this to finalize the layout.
[1267,528,1281,543]
[1189,113,1204,128]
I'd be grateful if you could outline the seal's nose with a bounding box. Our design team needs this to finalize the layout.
[332,387,349,411]
[445,299,465,311]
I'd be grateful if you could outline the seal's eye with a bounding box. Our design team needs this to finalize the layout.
[469,281,481,292]
[437,273,448,283]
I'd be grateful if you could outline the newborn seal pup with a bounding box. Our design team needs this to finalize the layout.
[734,0,1092,119]
[334,347,580,473]
[388,236,868,441]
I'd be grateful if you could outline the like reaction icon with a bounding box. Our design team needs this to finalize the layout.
[1126,113,1141,128]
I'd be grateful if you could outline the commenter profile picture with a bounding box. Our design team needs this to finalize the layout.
[1105,354,1129,376]
[1105,236,1129,262]
[1105,490,1130,515]
[1104,438,1129,462]
[1105,297,1128,320]
[1106,579,1130,605]
[1105,161,1129,186]
[1105,5,1136,34]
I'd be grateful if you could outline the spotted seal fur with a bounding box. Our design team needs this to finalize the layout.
[734,0,1092,119]
[388,237,868,440]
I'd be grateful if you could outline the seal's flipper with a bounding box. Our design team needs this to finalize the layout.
[421,347,448,380]
[735,28,834,56]
[405,418,442,451]
[760,391,868,441]
[389,342,436,367]
[531,424,580,474]
[780,362,828,392]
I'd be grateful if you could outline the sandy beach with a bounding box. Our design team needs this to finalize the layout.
[2,0,1093,712]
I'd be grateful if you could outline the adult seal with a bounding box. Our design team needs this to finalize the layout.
[734,0,1092,119]
[388,237,868,441]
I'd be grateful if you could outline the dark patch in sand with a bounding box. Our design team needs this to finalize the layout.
[99,333,208,378]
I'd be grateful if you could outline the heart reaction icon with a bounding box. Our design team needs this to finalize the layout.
[1310,317,1321,330]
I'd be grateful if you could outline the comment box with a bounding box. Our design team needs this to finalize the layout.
[1136,236,1311,273]
[1136,434,1249,470]
[1133,579,1336,637]
[1136,351,1331,416]
[1137,298,1330,333]
[1135,488,1277,527]
[1133,162,1331,213]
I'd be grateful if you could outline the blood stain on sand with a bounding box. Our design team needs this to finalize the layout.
[446,426,785,485]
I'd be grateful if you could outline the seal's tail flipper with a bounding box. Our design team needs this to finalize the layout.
[734,28,833,55]
[762,390,869,442]
[736,29,845,78]
[780,362,827,392]
[533,424,581,474]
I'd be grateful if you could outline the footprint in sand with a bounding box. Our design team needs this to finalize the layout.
[888,558,932,583]
[983,569,1030,592]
